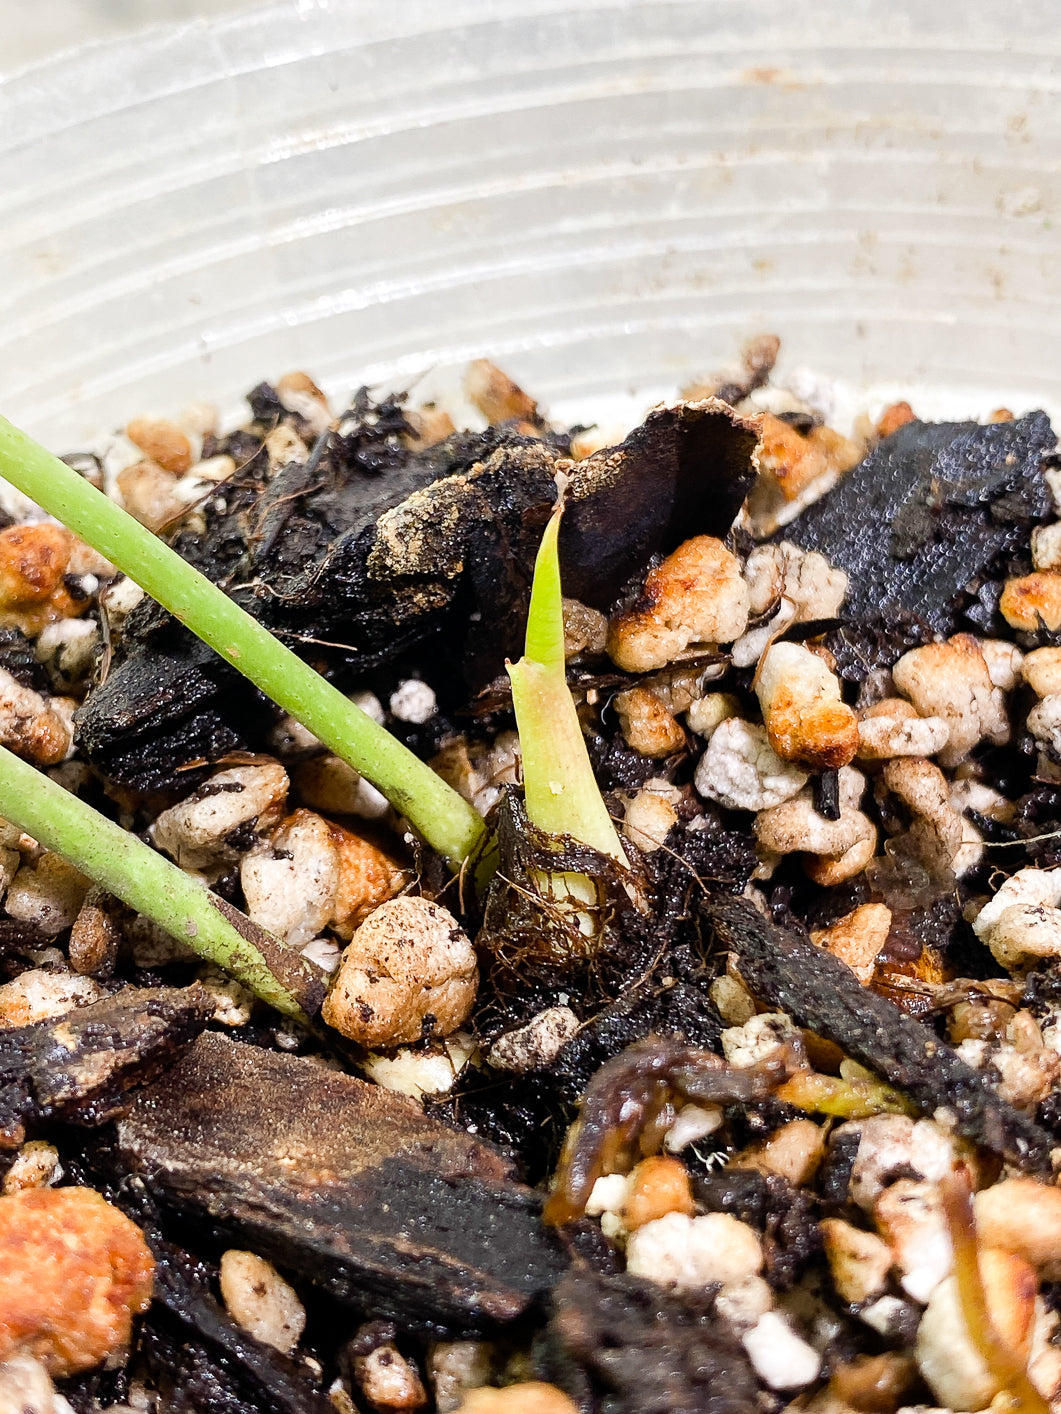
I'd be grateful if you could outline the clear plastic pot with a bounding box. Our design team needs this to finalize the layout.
[2,0,1058,447]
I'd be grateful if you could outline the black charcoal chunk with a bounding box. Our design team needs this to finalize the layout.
[814,770,841,821]
[76,634,275,793]
[824,610,934,687]
[0,985,212,1143]
[56,1364,130,1414]
[786,412,1055,637]
[79,401,758,791]
[559,398,759,611]
[114,1033,565,1329]
[246,381,285,425]
[141,1238,335,1414]
[539,1267,759,1414]
[708,897,1052,1174]
[0,626,51,693]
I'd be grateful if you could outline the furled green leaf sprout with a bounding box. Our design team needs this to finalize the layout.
[506,483,628,930]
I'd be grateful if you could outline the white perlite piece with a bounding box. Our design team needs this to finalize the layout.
[856,699,950,760]
[0,667,74,766]
[859,1296,914,1340]
[685,692,740,741]
[972,866,1061,970]
[1028,694,1061,755]
[812,903,891,984]
[714,1274,773,1334]
[730,608,796,670]
[625,1211,763,1290]
[263,422,309,471]
[614,686,685,758]
[428,1341,494,1414]
[709,972,757,1026]
[241,810,339,948]
[694,718,807,812]
[980,637,1025,690]
[98,574,145,632]
[322,896,478,1047]
[821,1218,892,1306]
[294,753,391,819]
[277,370,332,434]
[882,756,982,879]
[150,762,288,872]
[301,936,342,973]
[721,1012,801,1068]
[874,1179,953,1304]
[2,1141,62,1194]
[0,968,102,1028]
[354,1341,428,1412]
[892,634,1008,768]
[1033,521,1061,571]
[5,853,90,935]
[834,1114,956,1212]
[742,542,848,622]
[1024,646,1061,698]
[754,765,874,865]
[198,969,255,1028]
[0,1356,76,1414]
[34,619,99,690]
[219,1250,306,1355]
[362,1034,476,1099]
[755,641,857,770]
[585,1173,631,1219]
[664,1104,724,1153]
[733,543,848,667]
[607,536,750,673]
[179,399,219,438]
[349,689,386,723]
[621,780,681,852]
[741,1311,821,1390]
[487,1007,579,1072]
[390,679,437,723]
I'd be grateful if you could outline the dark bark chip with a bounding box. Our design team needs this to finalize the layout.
[708,897,1052,1175]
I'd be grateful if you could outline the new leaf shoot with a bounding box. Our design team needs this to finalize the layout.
[507,490,627,925]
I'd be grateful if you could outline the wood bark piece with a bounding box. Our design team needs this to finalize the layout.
[78,402,759,791]
[115,1032,567,1329]
[0,984,212,1145]
[708,897,1052,1175]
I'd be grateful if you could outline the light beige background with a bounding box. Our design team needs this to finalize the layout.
[5,0,258,70]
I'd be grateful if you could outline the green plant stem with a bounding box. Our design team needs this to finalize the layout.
[507,497,627,913]
[0,743,323,1020]
[0,415,487,870]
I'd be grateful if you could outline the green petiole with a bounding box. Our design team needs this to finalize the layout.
[0,415,488,872]
[0,742,325,1021]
